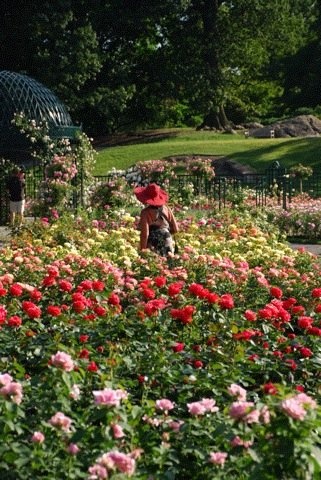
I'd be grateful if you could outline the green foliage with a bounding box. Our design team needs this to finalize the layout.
[1,0,317,134]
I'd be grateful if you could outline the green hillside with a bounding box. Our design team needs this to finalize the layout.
[94,129,321,175]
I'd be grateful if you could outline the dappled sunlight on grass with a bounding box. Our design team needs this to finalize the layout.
[95,129,321,174]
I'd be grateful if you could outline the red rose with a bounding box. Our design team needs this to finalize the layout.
[292,305,305,315]
[42,276,56,287]
[92,280,105,291]
[307,327,321,336]
[58,280,73,292]
[167,282,184,297]
[188,283,205,297]
[263,382,278,395]
[94,306,107,317]
[170,305,196,324]
[142,288,155,300]
[26,305,42,319]
[87,361,98,372]
[138,374,147,384]
[287,333,296,339]
[78,280,93,291]
[154,276,167,288]
[312,288,321,298]
[270,286,283,299]
[47,266,59,277]
[144,299,166,316]
[30,289,42,301]
[233,330,256,341]
[282,298,297,310]
[79,349,90,359]
[79,335,89,343]
[7,315,22,327]
[315,304,321,313]
[219,294,234,309]
[258,307,273,319]
[47,305,62,317]
[285,358,297,370]
[172,342,185,353]
[273,350,283,358]
[248,354,259,362]
[206,292,219,304]
[300,347,313,358]
[108,293,120,305]
[73,301,87,313]
[295,385,305,392]
[244,310,257,322]
[10,283,23,297]
[193,359,203,369]
[297,316,313,329]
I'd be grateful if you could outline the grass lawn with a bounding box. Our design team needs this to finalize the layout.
[94,128,321,175]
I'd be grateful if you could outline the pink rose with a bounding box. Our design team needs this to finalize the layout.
[31,431,45,443]
[187,398,219,416]
[88,464,108,479]
[229,401,255,420]
[228,384,247,401]
[67,443,80,455]
[281,398,306,420]
[111,424,125,439]
[155,398,175,412]
[93,388,128,407]
[209,452,228,466]
[49,412,72,432]
[99,451,136,476]
[0,381,23,404]
[51,351,75,372]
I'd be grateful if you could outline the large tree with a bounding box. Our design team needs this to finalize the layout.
[0,0,315,134]
[280,0,321,112]
[155,0,313,128]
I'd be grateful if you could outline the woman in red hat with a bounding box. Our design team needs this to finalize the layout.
[134,183,179,256]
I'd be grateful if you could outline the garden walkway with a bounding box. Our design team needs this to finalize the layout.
[0,223,321,255]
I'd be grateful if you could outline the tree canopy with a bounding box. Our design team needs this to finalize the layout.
[0,0,319,134]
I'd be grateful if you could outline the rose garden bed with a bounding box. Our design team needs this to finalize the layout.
[1,204,321,479]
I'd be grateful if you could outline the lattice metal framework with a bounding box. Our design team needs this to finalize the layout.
[0,71,80,158]
[0,70,73,129]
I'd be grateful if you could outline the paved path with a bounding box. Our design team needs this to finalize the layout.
[289,243,321,255]
[0,226,11,245]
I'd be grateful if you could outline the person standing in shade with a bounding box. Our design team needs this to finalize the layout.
[6,165,26,229]
[134,183,179,256]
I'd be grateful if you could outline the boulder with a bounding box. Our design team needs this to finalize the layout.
[250,115,321,138]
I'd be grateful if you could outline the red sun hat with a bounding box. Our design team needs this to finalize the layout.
[134,183,168,206]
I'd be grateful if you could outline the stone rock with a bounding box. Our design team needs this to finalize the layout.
[243,122,264,129]
[250,115,321,138]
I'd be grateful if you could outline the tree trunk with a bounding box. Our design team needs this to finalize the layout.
[197,104,231,130]
[195,1,231,130]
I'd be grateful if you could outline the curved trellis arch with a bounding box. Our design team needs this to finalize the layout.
[0,70,79,161]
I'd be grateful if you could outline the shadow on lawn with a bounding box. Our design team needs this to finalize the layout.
[231,137,321,172]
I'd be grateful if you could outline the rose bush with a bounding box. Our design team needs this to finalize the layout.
[265,195,321,241]
[1,205,321,479]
